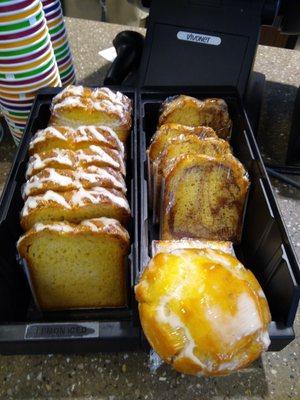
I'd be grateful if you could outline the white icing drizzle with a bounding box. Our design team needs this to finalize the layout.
[53,96,85,109]
[29,126,70,150]
[80,220,99,232]
[77,126,111,145]
[71,186,129,210]
[23,166,125,198]
[27,146,124,178]
[156,288,208,370]
[77,146,119,169]
[34,222,74,233]
[205,292,263,346]
[22,190,71,216]
[95,126,124,153]
[52,85,85,103]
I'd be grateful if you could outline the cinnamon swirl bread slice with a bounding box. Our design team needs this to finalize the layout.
[158,96,232,140]
[148,123,218,163]
[152,136,232,220]
[161,154,249,242]
[17,217,129,310]
[21,187,131,231]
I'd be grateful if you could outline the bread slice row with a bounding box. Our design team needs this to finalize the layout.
[22,166,126,199]
[21,186,131,231]
[49,85,132,142]
[17,217,130,310]
[29,125,124,156]
[26,145,126,178]
[18,87,133,312]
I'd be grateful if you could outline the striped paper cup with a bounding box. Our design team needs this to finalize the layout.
[0,54,55,81]
[0,17,44,41]
[0,22,47,49]
[0,9,44,35]
[45,8,62,22]
[0,1,41,23]
[0,0,40,13]
[0,42,51,65]
[0,46,53,72]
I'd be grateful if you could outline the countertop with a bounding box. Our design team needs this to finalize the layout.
[0,17,299,400]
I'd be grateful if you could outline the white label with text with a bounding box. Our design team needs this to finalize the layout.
[177,31,221,46]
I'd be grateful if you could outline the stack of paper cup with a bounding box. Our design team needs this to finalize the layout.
[42,0,75,86]
[0,0,61,144]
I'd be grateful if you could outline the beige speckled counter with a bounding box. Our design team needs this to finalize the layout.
[0,17,299,400]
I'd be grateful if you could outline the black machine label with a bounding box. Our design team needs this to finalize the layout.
[25,322,99,340]
[177,31,221,46]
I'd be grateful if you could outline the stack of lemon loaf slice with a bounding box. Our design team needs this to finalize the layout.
[18,86,132,311]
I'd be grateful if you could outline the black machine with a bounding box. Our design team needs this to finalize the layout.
[106,0,300,166]
[0,0,299,355]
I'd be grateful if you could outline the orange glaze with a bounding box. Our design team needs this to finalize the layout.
[135,249,271,376]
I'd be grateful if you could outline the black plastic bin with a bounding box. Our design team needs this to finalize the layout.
[0,86,299,354]
[138,86,300,351]
[0,87,140,354]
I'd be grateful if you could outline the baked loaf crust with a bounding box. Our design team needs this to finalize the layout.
[50,86,132,142]
[21,187,131,231]
[151,239,234,256]
[26,145,126,178]
[22,166,126,199]
[18,217,130,310]
[161,154,249,242]
[158,96,232,140]
[148,123,218,162]
[29,125,124,156]
[135,248,271,376]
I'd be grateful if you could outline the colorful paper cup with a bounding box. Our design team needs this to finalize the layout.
[0,55,55,80]
[0,1,42,23]
[0,42,51,65]
[0,24,48,50]
[0,18,44,41]
[0,10,44,33]
[45,8,62,22]
[0,47,53,72]
[0,34,50,58]
[0,0,40,13]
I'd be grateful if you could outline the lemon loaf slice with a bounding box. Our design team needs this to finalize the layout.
[158,96,232,140]
[22,166,126,199]
[151,239,234,256]
[50,86,132,142]
[21,187,131,231]
[52,86,132,111]
[17,217,130,310]
[152,136,232,219]
[29,125,124,156]
[148,123,218,163]
[161,154,249,242]
[26,145,126,179]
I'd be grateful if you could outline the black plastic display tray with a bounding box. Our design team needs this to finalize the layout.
[138,86,300,351]
[0,86,299,354]
[0,87,140,354]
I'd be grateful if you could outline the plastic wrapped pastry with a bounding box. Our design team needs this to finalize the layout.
[135,248,271,376]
